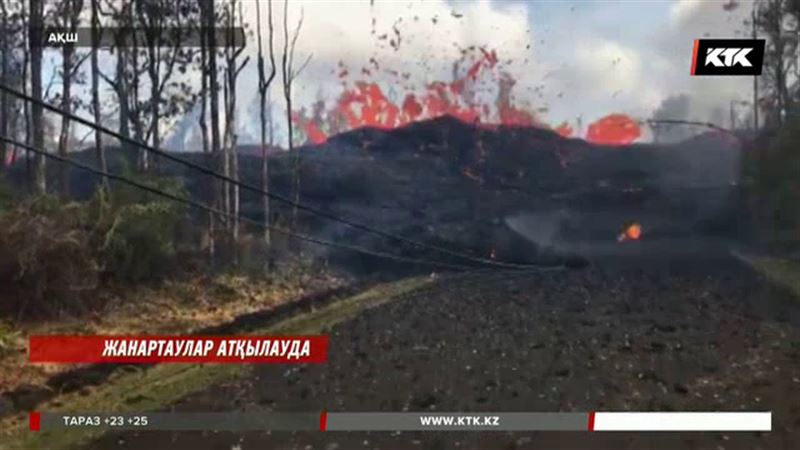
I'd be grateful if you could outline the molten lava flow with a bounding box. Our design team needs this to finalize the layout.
[617,222,643,242]
[554,122,573,138]
[291,112,327,145]
[401,94,423,121]
[586,114,641,146]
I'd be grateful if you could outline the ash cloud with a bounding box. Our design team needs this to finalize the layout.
[651,94,694,143]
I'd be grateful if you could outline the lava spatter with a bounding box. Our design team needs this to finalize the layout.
[291,47,641,147]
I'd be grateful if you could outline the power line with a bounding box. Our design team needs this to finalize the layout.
[644,119,741,140]
[0,82,550,270]
[0,134,482,271]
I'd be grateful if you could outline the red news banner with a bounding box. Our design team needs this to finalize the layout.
[29,335,329,364]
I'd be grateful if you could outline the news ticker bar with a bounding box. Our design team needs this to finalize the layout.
[30,412,772,432]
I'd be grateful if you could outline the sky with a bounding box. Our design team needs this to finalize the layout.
[516,0,753,128]
[226,0,755,145]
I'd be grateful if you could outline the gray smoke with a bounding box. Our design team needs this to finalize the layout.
[651,94,693,143]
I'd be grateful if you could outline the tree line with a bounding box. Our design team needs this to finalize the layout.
[0,0,308,266]
[752,0,800,128]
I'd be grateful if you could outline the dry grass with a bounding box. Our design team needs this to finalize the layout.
[0,275,432,450]
[0,268,346,395]
[736,252,800,301]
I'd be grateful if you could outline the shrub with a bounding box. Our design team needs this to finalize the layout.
[100,200,183,283]
[744,120,800,254]
[0,196,99,317]
[0,174,15,214]
[0,174,188,318]
[93,174,188,283]
[0,320,19,357]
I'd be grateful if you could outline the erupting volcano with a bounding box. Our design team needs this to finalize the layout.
[291,47,642,147]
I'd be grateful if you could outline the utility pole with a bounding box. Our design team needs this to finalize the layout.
[752,1,759,130]
[30,0,45,194]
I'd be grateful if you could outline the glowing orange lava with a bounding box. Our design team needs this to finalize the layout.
[554,122,573,138]
[586,114,641,146]
[617,223,643,242]
[292,48,642,147]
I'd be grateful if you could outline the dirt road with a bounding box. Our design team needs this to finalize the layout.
[87,258,800,450]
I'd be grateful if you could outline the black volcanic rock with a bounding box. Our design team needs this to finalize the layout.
[10,116,745,272]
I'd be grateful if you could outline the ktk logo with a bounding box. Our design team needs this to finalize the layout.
[705,48,753,67]
[691,39,765,76]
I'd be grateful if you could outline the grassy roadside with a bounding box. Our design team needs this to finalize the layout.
[0,270,343,397]
[0,276,433,450]
[734,251,800,300]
